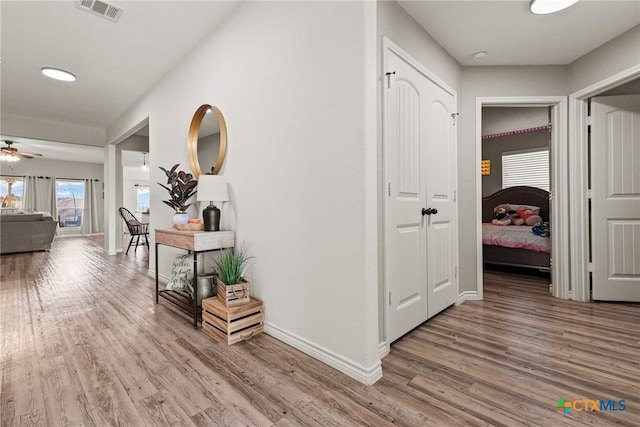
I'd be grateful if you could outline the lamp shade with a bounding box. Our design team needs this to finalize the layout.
[197,175,229,202]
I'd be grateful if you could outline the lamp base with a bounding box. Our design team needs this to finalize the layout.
[202,204,221,232]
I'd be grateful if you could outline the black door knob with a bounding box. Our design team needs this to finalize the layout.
[422,207,438,216]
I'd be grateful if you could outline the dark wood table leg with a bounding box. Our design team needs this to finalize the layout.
[155,242,159,303]
[193,251,198,328]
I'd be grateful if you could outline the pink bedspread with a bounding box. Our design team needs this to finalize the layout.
[482,223,550,253]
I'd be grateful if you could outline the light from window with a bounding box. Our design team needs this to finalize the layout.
[56,180,85,228]
[502,149,549,191]
[137,185,150,214]
[0,176,24,211]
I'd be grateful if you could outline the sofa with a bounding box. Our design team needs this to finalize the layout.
[0,213,58,254]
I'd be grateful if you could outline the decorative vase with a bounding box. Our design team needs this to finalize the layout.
[173,212,190,225]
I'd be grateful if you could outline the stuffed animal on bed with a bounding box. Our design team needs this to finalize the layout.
[517,206,543,226]
[492,204,524,226]
[492,204,514,226]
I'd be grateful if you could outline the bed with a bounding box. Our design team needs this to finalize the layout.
[482,186,550,272]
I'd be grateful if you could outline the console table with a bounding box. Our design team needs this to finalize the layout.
[155,228,234,328]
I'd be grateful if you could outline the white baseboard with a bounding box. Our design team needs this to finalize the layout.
[457,291,481,304]
[148,270,169,284]
[264,322,383,385]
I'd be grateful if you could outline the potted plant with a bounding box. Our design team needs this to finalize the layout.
[158,164,198,225]
[215,245,253,307]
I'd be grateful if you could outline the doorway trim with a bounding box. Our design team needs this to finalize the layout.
[568,64,640,302]
[476,96,569,300]
[105,117,149,256]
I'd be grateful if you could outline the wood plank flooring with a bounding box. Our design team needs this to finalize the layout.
[1,236,638,426]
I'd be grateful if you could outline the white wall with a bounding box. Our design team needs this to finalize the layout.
[106,1,380,384]
[1,113,105,147]
[568,25,640,94]
[122,166,149,217]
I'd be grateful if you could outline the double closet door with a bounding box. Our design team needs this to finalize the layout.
[384,44,458,343]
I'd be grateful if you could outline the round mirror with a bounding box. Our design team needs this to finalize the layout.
[188,104,227,177]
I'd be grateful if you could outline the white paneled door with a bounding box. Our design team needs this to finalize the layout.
[385,45,457,343]
[591,95,640,301]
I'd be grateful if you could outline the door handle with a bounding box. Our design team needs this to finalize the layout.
[422,207,438,216]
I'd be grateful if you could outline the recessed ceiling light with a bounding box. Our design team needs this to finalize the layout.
[473,51,487,61]
[41,67,76,82]
[530,0,581,15]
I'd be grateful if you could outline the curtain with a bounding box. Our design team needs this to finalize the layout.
[23,176,57,219]
[81,179,103,234]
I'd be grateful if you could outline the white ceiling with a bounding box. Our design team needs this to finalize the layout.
[1,1,638,164]
[0,135,104,163]
[0,0,241,128]
[398,1,640,66]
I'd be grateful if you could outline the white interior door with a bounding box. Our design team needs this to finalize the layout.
[425,83,458,316]
[591,94,640,301]
[385,46,457,343]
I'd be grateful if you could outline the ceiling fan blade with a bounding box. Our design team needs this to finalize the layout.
[1,140,43,158]
[18,151,43,157]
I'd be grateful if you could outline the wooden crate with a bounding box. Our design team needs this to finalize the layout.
[202,297,263,345]
[216,279,250,307]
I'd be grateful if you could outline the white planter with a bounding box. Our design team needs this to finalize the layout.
[172,212,190,225]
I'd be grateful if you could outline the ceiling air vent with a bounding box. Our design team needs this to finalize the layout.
[75,0,123,23]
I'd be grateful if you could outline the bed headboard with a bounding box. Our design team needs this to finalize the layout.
[482,186,550,223]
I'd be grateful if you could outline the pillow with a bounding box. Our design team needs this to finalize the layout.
[166,253,194,295]
[509,204,540,215]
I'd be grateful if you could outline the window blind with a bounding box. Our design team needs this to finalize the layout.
[502,149,549,191]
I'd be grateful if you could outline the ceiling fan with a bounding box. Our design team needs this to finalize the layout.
[1,140,43,162]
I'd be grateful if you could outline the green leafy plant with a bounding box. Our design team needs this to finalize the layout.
[215,246,253,285]
[158,164,198,212]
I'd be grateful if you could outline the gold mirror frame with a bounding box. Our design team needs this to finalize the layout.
[187,104,227,177]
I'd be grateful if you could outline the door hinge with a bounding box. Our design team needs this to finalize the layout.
[388,291,392,306]
[385,71,396,89]
[451,113,459,126]
[587,262,594,272]
[586,115,593,126]
[388,182,391,197]
[586,189,593,199]
[454,190,457,202]
[454,266,458,280]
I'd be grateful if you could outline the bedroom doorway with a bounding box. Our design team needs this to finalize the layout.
[480,107,551,282]
[476,97,569,300]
